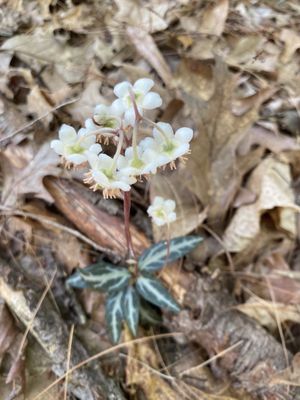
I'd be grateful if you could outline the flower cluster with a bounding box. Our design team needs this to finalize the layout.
[51,78,193,198]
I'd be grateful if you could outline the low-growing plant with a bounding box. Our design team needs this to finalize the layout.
[51,78,202,343]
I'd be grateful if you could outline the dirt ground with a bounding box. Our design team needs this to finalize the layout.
[1,0,300,399]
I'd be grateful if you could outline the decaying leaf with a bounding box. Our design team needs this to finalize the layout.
[1,141,60,206]
[181,58,267,225]
[224,157,299,252]
[237,297,300,331]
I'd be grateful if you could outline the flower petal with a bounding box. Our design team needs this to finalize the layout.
[87,143,102,155]
[153,122,173,141]
[133,78,154,94]
[50,140,64,155]
[111,99,125,115]
[98,153,114,169]
[164,199,176,212]
[92,170,110,187]
[142,92,162,109]
[94,104,109,115]
[58,124,77,143]
[175,127,193,143]
[124,108,136,126]
[66,154,87,164]
[114,81,132,98]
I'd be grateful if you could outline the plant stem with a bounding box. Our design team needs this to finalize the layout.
[123,191,135,260]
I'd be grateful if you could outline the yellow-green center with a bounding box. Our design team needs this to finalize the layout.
[67,143,85,154]
[163,141,176,154]
[131,157,144,169]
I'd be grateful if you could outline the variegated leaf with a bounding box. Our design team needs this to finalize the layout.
[123,286,140,336]
[78,262,131,292]
[66,272,88,289]
[136,276,180,313]
[105,290,124,344]
[138,236,202,272]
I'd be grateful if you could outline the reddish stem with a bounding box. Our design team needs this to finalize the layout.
[123,191,135,260]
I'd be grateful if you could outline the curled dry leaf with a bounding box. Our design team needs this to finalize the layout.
[1,142,60,206]
[181,58,267,225]
[224,158,299,252]
[236,297,300,331]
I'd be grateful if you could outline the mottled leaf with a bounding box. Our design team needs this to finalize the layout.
[136,276,180,313]
[78,262,131,292]
[138,236,202,272]
[123,286,140,336]
[105,290,124,344]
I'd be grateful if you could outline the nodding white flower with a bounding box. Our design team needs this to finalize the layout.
[117,145,161,176]
[85,153,136,198]
[51,124,102,165]
[147,196,177,226]
[147,122,193,168]
[93,103,122,130]
[112,78,162,126]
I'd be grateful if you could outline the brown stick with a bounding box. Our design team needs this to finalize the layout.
[44,177,149,259]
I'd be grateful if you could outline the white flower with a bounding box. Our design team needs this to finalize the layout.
[93,103,122,129]
[147,122,193,168]
[112,78,162,126]
[147,196,177,226]
[117,145,161,176]
[51,124,102,165]
[85,152,136,198]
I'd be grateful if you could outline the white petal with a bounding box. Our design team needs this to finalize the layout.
[85,118,97,131]
[94,104,109,115]
[87,143,102,154]
[87,152,99,168]
[124,146,134,159]
[168,212,177,223]
[111,180,131,191]
[153,122,173,141]
[114,81,132,98]
[110,100,124,117]
[124,108,136,126]
[66,154,87,164]
[58,124,77,143]
[153,217,165,226]
[142,92,162,109]
[111,99,125,115]
[133,78,154,94]
[175,127,193,143]
[153,196,164,206]
[98,153,114,169]
[164,199,176,212]
[92,170,110,187]
[172,143,190,159]
[50,140,64,155]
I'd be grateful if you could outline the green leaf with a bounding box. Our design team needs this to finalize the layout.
[105,290,124,344]
[66,272,89,289]
[139,299,162,327]
[78,262,131,292]
[138,235,202,272]
[136,276,180,313]
[123,286,140,337]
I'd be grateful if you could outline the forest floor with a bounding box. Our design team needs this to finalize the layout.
[1,0,300,399]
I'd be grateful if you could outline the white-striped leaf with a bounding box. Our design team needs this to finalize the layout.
[136,276,180,313]
[105,290,124,344]
[138,236,202,272]
[122,286,140,336]
[78,262,131,292]
[66,272,88,289]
